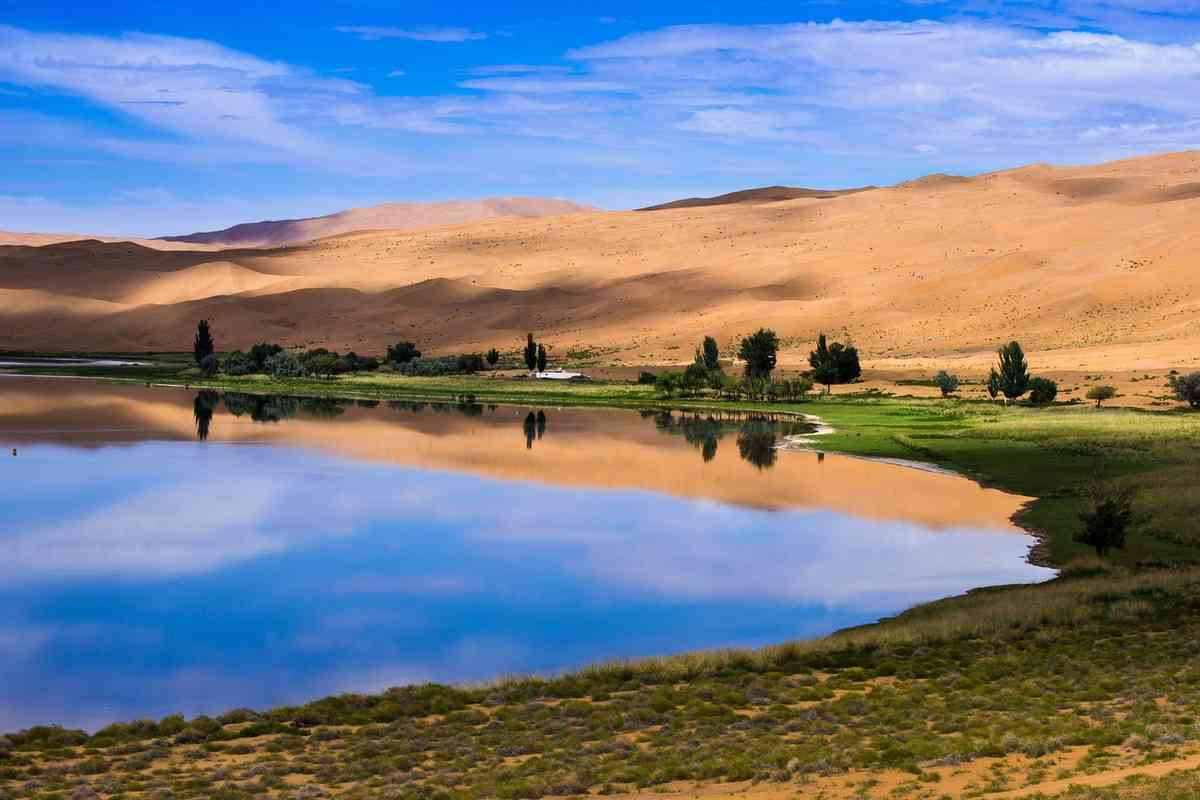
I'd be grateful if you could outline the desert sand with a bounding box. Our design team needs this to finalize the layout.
[161,196,597,247]
[2,151,1199,379]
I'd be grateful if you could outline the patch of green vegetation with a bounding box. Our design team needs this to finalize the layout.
[6,566,1200,799]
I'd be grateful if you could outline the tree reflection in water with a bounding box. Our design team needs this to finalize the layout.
[651,410,815,469]
[192,390,219,441]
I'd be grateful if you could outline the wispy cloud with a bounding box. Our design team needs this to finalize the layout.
[335,25,487,42]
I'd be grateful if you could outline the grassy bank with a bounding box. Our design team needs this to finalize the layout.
[5,564,1200,799]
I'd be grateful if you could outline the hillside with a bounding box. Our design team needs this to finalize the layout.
[160,197,597,248]
[3,151,1200,373]
[637,184,874,210]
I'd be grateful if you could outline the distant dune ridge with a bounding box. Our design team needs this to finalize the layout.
[3,151,1200,373]
[637,185,875,211]
[160,197,598,248]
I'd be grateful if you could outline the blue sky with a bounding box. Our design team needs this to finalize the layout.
[2,0,1200,235]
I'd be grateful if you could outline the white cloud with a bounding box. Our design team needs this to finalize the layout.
[335,26,486,42]
[387,69,407,77]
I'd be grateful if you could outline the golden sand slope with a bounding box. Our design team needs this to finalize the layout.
[2,151,1199,372]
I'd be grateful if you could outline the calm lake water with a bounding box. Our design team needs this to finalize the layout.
[0,377,1053,731]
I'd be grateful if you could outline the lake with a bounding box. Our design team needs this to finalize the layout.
[0,377,1053,731]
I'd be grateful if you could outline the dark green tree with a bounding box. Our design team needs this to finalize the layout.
[486,348,500,367]
[536,344,548,372]
[1028,376,1058,405]
[739,328,779,379]
[809,334,838,391]
[702,336,721,371]
[987,368,1001,401]
[524,334,538,371]
[1087,385,1117,407]
[193,319,214,365]
[831,341,861,383]
[386,341,421,364]
[682,362,709,396]
[1075,484,1136,557]
[1170,372,1200,409]
[996,341,1030,402]
[249,342,282,371]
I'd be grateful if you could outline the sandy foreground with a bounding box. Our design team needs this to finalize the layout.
[1,151,1199,381]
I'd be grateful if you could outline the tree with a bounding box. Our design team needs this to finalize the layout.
[682,362,708,396]
[303,350,339,379]
[655,372,682,397]
[536,344,548,372]
[831,342,862,383]
[809,334,838,391]
[524,334,538,372]
[1075,484,1135,557]
[702,336,721,371]
[486,348,500,367]
[457,353,486,374]
[1028,377,1057,405]
[1087,385,1118,407]
[1170,372,1200,409]
[387,341,421,365]
[193,320,214,365]
[996,341,1030,402]
[249,342,282,371]
[739,328,779,379]
[934,371,960,397]
[987,368,1001,401]
[265,350,304,378]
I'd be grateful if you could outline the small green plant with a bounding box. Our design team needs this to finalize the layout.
[934,371,960,397]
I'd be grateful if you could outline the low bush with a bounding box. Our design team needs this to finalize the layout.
[1171,372,1200,409]
[934,371,960,397]
[222,350,255,376]
[265,351,304,379]
[1028,377,1058,405]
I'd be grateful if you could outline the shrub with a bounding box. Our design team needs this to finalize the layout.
[301,348,339,378]
[457,353,486,374]
[637,372,658,385]
[486,348,500,367]
[655,372,682,397]
[266,350,304,378]
[198,353,220,378]
[1170,372,1200,409]
[1075,484,1136,557]
[249,342,283,370]
[223,350,255,376]
[1028,377,1058,405]
[1086,385,1118,407]
[386,341,421,365]
[739,329,779,379]
[986,367,1001,401]
[334,352,379,374]
[934,371,959,397]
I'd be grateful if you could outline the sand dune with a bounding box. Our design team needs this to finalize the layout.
[160,197,598,248]
[638,185,874,210]
[3,151,1200,373]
